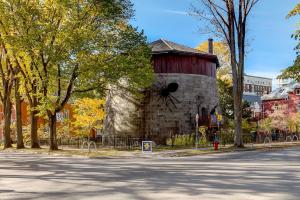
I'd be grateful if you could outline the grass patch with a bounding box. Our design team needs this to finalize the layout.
[153,145,195,151]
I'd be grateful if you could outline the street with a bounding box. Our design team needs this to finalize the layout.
[1,148,300,200]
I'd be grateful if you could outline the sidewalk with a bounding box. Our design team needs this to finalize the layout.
[1,141,300,159]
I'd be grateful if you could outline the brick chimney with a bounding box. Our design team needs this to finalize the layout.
[208,38,213,54]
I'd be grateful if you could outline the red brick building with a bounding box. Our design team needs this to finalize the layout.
[261,82,300,117]
[0,102,73,141]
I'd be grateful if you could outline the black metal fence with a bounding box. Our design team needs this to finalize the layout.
[3,131,299,150]
[166,130,300,148]
[215,131,299,146]
[38,136,146,150]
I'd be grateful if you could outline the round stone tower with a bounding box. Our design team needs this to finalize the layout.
[104,39,219,144]
[141,39,219,143]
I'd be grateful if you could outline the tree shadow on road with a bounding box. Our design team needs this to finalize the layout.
[0,149,300,200]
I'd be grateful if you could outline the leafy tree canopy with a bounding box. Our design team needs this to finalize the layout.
[277,56,300,81]
[217,78,252,120]
[73,98,105,137]
[0,0,154,150]
[278,3,300,81]
[287,3,300,18]
[0,0,154,116]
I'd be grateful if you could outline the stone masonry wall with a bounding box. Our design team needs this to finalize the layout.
[104,73,218,144]
[142,73,218,144]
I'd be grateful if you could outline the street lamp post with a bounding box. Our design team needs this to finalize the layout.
[195,114,199,150]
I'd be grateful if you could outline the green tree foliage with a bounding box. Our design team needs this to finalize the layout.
[278,3,300,81]
[278,57,300,81]
[0,0,153,150]
[217,78,252,120]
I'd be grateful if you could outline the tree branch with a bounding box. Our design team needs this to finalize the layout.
[56,64,61,104]
[55,64,78,112]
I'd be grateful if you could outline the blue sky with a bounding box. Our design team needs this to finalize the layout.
[130,0,299,88]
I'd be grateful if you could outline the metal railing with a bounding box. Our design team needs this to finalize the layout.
[166,131,300,148]
[38,136,146,150]
[3,132,299,150]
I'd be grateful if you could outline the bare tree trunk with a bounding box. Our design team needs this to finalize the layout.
[233,91,243,147]
[30,82,40,148]
[234,53,245,147]
[192,0,259,148]
[226,0,244,147]
[1,58,13,149]
[49,112,58,150]
[15,78,24,149]
[234,0,247,147]
[30,109,40,148]
[3,98,12,149]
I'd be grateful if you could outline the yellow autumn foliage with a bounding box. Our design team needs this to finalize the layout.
[72,98,106,136]
[197,41,232,83]
[287,3,300,18]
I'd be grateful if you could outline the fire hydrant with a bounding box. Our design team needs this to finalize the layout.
[214,140,219,151]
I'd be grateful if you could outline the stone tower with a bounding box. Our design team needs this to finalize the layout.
[104,39,219,144]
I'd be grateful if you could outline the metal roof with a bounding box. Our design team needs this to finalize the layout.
[243,94,262,104]
[149,39,219,67]
[262,81,300,100]
[150,39,209,54]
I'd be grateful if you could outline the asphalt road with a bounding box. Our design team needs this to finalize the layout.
[1,148,300,200]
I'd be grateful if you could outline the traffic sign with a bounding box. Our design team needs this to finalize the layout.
[217,114,223,122]
[142,141,152,153]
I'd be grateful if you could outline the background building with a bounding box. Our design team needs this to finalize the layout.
[261,81,300,118]
[0,103,72,142]
[243,74,272,96]
[243,74,272,117]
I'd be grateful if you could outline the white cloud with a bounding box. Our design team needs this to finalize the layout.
[162,9,197,16]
